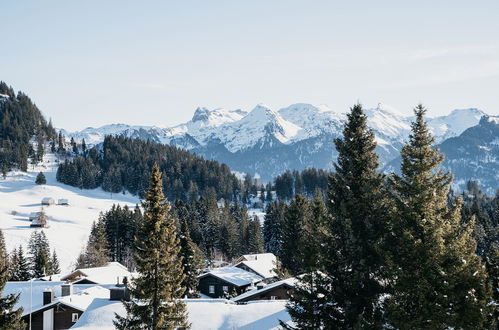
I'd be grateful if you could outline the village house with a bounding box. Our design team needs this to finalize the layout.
[232,277,297,303]
[30,210,48,228]
[41,197,55,206]
[233,253,277,279]
[57,199,69,206]
[46,262,134,285]
[20,285,109,330]
[197,267,263,298]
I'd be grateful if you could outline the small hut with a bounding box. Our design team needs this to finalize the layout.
[58,199,69,206]
[41,197,55,206]
[30,210,48,228]
[29,212,42,221]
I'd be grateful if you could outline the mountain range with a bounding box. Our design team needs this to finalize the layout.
[63,104,498,193]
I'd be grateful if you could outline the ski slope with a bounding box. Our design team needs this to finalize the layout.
[0,154,139,272]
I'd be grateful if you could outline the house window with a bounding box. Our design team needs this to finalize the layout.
[271,296,278,300]
[209,285,215,294]
[222,286,229,292]
[72,313,79,322]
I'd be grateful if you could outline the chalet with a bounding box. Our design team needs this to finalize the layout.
[232,277,297,303]
[21,285,109,330]
[233,253,277,279]
[29,211,43,221]
[41,197,55,206]
[57,262,133,285]
[197,267,263,298]
[30,211,48,228]
[57,199,69,206]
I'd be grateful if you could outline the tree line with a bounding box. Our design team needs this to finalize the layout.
[0,81,56,175]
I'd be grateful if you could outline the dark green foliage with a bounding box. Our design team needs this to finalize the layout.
[99,205,141,269]
[35,171,46,185]
[0,230,25,328]
[179,216,205,298]
[28,231,51,277]
[76,219,112,269]
[0,82,56,172]
[263,201,286,257]
[9,246,31,281]
[49,250,60,275]
[114,164,189,329]
[247,215,264,254]
[386,105,492,329]
[57,135,241,201]
[274,168,329,200]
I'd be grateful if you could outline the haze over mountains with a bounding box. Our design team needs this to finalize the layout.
[63,104,498,192]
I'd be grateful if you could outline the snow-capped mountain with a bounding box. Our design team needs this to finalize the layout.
[64,104,496,191]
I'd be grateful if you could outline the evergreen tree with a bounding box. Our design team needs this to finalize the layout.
[77,220,111,269]
[35,171,46,185]
[280,195,312,275]
[49,250,60,275]
[179,217,204,298]
[81,138,87,155]
[385,105,492,329]
[28,231,51,278]
[114,164,189,329]
[9,246,30,281]
[263,201,286,257]
[247,215,264,254]
[0,230,25,328]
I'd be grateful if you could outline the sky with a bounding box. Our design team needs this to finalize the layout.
[1,0,499,131]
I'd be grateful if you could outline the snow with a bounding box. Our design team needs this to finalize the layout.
[0,153,139,272]
[64,103,490,156]
[198,267,263,287]
[71,298,292,330]
[486,115,499,124]
[2,281,113,316]
[46,262,134,284]
[234,253,277,278]
[232,277,297,302]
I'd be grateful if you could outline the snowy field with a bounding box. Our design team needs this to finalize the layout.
[72,298,291,329]
[0,154,139,272]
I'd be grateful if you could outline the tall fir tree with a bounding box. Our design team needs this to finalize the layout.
[0,230,25,328]
[76,220,110,269]
[28,231,51,278]
[385,105,492,329]
[114,164,189,329]
[179,217,204,298]
[49,250,60,275]
[247,215,264,254]
[9,246,30,281]
[263,201,286,257]
[292,103,388,329]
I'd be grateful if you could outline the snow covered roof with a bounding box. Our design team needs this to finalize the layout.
[22,285,110,316]
[59,262,133,284]
[71,298,292,330]
[234,253,277,278]
[232,277,297,302]
[42,197,54,202]
[198,267,263,287]
[1,281,110,316]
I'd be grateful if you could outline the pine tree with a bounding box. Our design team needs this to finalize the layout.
[77,220,111,268]
[280,194,312,275]
[35,171,46,185]
[263,201,286,257]
[385,105,492,329]
[247,215,264,254]
[179,217,204,298]
[49,250,60,275]
[9,246,30,281]
[114,164,189,329]
[0,230,25,328]
[298,103,389,329]
[28,231,51,278]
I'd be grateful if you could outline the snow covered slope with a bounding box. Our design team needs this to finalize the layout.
[0,154,139,272]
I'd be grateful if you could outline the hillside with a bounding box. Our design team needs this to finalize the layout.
[0,153,138,272]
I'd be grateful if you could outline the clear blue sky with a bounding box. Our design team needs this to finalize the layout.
[1,0,499,130]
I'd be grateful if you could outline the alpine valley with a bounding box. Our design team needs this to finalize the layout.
[63,103,499,193]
